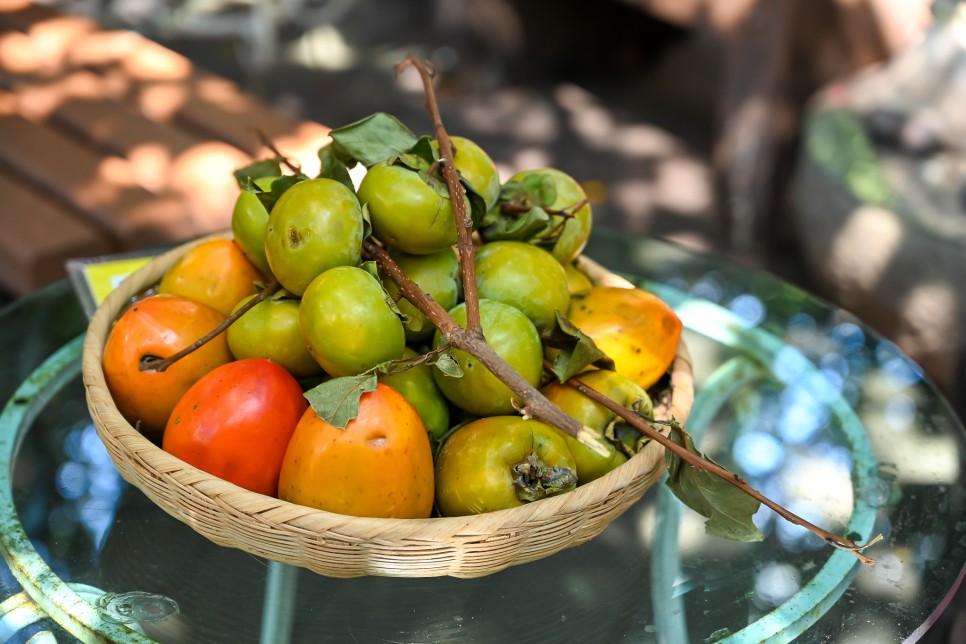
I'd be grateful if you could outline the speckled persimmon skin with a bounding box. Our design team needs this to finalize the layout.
[158,238,263,316]
[102,293,232,440]
[567,286,682,390]
[278,383,435,519]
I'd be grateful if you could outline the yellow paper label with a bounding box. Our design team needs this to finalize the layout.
[83,257,152,305]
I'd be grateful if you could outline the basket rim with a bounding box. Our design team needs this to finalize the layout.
[81,233,694,536]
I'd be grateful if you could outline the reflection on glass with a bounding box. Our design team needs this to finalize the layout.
[55,423,125,551]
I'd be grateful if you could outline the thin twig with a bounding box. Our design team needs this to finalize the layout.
[254,128,302,174]
[394,56,482,334]
[383,342,454,375]
[140,281,282,373]
[564,371,882,565]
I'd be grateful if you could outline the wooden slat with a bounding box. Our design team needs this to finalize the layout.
[0,170,113,295]
[0,0,333,297]
[0,112,199,248]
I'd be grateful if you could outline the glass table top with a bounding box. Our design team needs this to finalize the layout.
[0,229,963,643]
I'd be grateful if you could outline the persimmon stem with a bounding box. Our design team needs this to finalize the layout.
[139,280,281,373]
[394,56,482,334]
[562,368,881,565]
[364,238,608,456]
[254,128,302,174]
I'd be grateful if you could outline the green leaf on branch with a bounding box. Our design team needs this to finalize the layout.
[480,173,560,242]
[329,112,419,167]
[543,312,615,382]
[431,350,463,378]
[479,206,551,242]
[460,178,489,228]
[318,145,355,191]
[304,374,379,429]
[361,203,373,240]
[419,171,451,200]
[256,174,308,212]
[499,173,557,209]
[410,135,439,165]
[664,421,764,542]
[233,158,282,190]
[360,261,407,322]
[402,311,425,334]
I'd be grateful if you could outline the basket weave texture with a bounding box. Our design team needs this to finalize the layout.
[81,235,694,578]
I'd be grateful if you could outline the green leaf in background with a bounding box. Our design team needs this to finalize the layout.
[317,144,355,191]
[329,112,419,167]
[806,108,895,210]
[304,374,379,429]
[543,312,615,382]
[410,135,439,165]
[233,158,282,190]
[664,422,764,542]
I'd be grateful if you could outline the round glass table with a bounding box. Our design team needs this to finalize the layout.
[1,230,963,643]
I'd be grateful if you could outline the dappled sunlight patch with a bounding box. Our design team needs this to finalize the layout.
[15,70,106,121]
[285,24,357,72]
[137,82,188,122]
[611,177,656,216]
[123,38,191,82]
[264,123,333,178]
[169,141,251,229]
[25,16,97,74]
[503,147,553,175]
[73,155,135,206]
[463,89,558,142]
[67,29,140,67]
[611,123,677,158]
[127,142,174,193]
[896,280,958,380]
[196,75,246,112]
[654,156,713,215]
[829,205,902,295]
[0,31,41,74]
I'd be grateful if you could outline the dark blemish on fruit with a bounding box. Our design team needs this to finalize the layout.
[288,227,304,249]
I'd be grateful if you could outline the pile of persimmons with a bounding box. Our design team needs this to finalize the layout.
[100,112,682,521]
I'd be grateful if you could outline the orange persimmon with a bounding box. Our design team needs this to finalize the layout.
[567,285,682,389]
[278,383,435,519]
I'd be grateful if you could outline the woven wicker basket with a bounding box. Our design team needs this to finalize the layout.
[81,234,694,578]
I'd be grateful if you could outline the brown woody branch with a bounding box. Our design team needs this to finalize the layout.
[394,56,482,334]
[364,238,608,456]
[565,372,882,565]
[139,280,282,373]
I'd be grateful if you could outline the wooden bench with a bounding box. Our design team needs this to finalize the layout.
[0,0,331,297]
